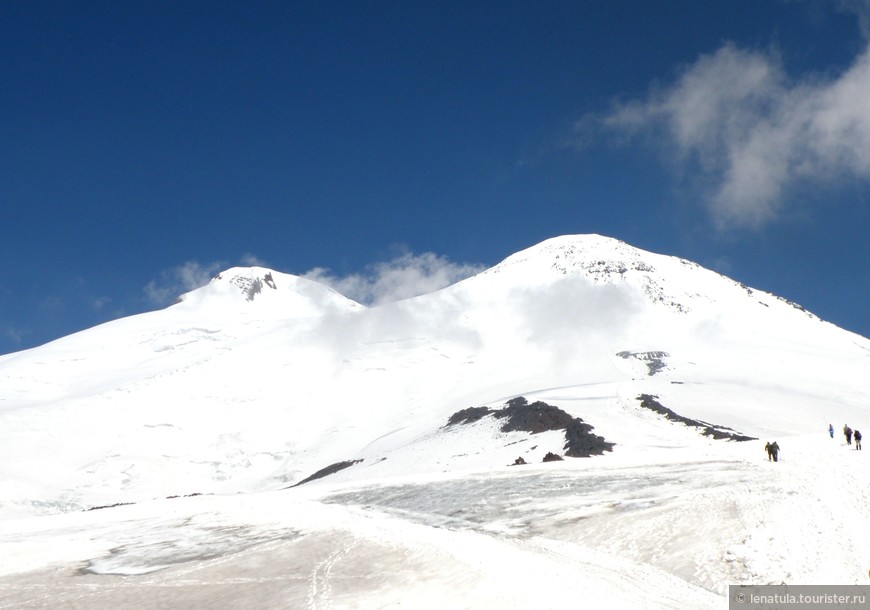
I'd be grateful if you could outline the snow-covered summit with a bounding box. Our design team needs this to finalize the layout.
[483,234,663,277]
[174,266,364,318]
[474,234,819,323]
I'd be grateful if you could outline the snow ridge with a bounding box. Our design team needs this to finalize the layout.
[479,235,752,315]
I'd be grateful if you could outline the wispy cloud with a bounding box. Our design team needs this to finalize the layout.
[587,16,870,229]
[38,295,65,315]
[303,250,486,305]
[90,296,111,311]
[839,0,870,36]
[2,325,26,346]
[240,253,267,267]
[144,260,225,306]
[142,252,482,308]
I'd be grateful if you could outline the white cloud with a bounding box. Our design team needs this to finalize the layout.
[837,0,870,36]
[2,325,26,346]
[240,253,267,267]
[594,37,870,228]
[512,277,642,362]
[142,252,482,308]
[38,295,65,314]
[303,250,486,305]
[90,296,111,311]
[145,260,225,306]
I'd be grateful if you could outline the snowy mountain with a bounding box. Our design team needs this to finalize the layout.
[0,234,868,608]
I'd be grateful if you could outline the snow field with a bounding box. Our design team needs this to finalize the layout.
[2,430,867,609]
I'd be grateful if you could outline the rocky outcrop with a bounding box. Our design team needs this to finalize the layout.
[616,351,669,375]
[447,397,615,458]
[637,394,755,441]
[289,459,364,487]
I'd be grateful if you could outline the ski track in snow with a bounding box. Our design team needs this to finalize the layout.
[307,532,360,610]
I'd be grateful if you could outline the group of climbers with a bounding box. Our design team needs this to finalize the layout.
[766,422,863,463]
[838,423,862,450]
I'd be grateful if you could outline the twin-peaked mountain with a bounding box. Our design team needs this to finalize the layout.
[0,235,867,517]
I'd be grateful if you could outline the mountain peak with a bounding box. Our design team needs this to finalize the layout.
[480,234,685,296]
[175,266,364,317]
[475,234,815,320]
[492,234,666,277]
[211,267,281,302]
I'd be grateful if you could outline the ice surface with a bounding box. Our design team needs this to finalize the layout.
[1,435,868,609]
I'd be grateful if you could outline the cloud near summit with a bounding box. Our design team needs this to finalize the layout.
[144,260,226,305]
[143,252,485,308]
[303,251,486,305]
[590,34,870,229]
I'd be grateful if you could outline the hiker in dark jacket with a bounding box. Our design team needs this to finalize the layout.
[844,425,853,445]
[855,430,862,451]
[765,442,780,462]
[829,423,835,438]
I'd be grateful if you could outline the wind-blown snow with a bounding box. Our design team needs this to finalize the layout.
[0,234,867,608]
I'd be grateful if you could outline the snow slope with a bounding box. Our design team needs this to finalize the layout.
[0,235,868,608]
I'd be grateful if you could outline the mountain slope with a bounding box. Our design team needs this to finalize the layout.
[1,234,869,608]
[0,235,867,519]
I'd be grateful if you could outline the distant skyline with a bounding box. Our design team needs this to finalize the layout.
[2,0,869,355]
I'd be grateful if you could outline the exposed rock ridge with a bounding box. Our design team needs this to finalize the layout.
[447,396,615,457]
[637,394,755,441]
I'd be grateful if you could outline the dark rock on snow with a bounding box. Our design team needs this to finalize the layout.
[289,459,364,488]
[447,396,615,458]
[446,406,493,426]
[636,394,755,441]
[616,351,670,376]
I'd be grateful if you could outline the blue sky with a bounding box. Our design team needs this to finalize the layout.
[2,0,868,354]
